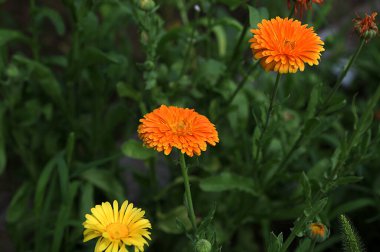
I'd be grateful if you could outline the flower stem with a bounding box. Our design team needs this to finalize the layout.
[179,153,197,232]
[317,38,366,115]
[269,39,366,182]
[255,72,281,160]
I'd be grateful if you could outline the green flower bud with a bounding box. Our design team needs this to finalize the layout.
[139,0,155,11]
[364,29,378,41]
[195,239,212,252]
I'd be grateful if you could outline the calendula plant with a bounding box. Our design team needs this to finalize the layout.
[1,0,380,252]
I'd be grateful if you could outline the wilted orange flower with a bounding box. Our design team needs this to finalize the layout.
[138,105,219,157]
[249,17,324,74]
[287,0,324,17]
[353,12,378,42]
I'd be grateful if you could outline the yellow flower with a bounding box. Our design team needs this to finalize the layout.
[83,200,152,252]
[138,105,219,157]
[249,17,324,74]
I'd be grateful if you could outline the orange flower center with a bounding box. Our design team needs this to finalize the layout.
[284,39,296,51]
[170,120,191,135]
[106,223,129,240]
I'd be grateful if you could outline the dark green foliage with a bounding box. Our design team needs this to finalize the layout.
[0,0,379,251]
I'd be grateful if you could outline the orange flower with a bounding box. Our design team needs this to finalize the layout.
[353,12,378,42]
[287,0,324,17]
[306,222,329,242]
[138,105,219,157]
[249,17,324,74]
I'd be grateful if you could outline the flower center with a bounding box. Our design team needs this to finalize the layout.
[171,120,190,135]
[284,39,296,51]
[106,223,129,240]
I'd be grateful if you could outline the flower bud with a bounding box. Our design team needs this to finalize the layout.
[139,0,155,11]
[306,222,329,242]
[195,239,212,252]
[353,12,378,42]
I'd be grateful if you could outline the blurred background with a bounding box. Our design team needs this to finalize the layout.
[0,0,379,251]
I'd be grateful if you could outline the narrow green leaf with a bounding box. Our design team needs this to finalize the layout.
[35,7,65,36]
[0,105,6,175]
[301,172,311,203]
[6,182,32,223]
[0,29,27,47]
[199,172,258,196]
[34,157,58,213]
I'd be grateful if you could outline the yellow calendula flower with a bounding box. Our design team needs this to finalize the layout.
[83,200,152,252]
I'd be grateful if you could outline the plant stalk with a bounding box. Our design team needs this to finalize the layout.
[255,72,281,160]
[179,153,197,232]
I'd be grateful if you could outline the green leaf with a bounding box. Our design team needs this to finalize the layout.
[0,105,6,175]
[116,82,141,101]
[35,7,65,36]
[81,168,124,201]
[334,176,363,187]
[199,172,258,196]
[6,182,32,223]
[82,47,120,67]
[52,182,80,252]
[248,6,268,28]
[13,55,62,103]
[196,58,226,86]
[301,172,311,203]
[157,206,192,234]
[121,139,156,160]
[0,29,27,47]
[34,156,58,213]
[306,83,322,119]
[80,182,94,217]
[268,232,283,252]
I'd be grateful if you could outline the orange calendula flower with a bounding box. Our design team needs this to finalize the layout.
[353,12,378,42]
[287,0,324,17]
[138,105,219,157]
[83,200,152,252]
[249,17,324,74]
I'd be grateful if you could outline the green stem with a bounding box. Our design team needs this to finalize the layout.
[224,61,260,108]
[288,1,295,18]
[179,153,197,232]
[280,216,307,252]
[255,72,281,161]
[269,39,366,181]
[317,39,366,115]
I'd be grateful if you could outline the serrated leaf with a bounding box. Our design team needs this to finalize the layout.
[121,139,156,160]
[199,172,258,196]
